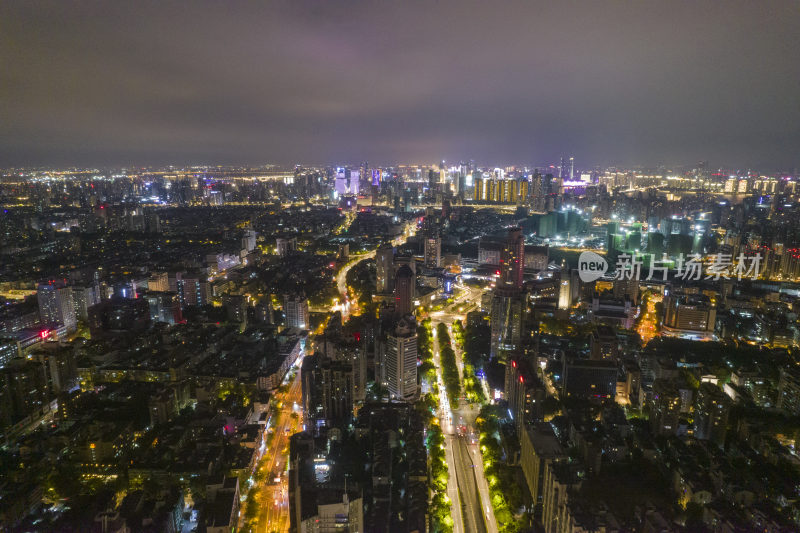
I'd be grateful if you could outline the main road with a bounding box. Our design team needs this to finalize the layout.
[431,284,498,533]
[334,222,416,320]
[451,436,490,533]
[239,365,302,533]
[260,370,302,533]
[432,324,466,533]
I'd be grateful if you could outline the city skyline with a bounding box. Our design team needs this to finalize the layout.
[2,1,799,169]
[5,2,800,532]
[4,141,800,531]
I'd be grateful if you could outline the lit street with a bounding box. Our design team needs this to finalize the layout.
[241,367,303,533]
[334,223,416,320]
[260,371,302,533]
[431,288,498,533]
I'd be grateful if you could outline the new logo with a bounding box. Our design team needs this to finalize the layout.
[578,251,608,282]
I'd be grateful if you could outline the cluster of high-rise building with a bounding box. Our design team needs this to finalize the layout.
[4,159,800,532]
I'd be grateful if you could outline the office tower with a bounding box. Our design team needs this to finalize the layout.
[301,357,318,429]
[694,382,730,447]
[385,316,418,401]
[284,295,309,330]
[241,229,257,252]
[516,177,529,206]
[301,354,355,433]
[148,271,170,292]
[335,167,360,196]
[531,171,545,212]
[456,168,466,196]
[319,357,354,424]
[606,221,621,252]
[376,243,395,294]
[489,285,526,359]
[0,337,19,368]
[559,156,569,179]
[519,424,564,522]
[424,233,441,268]
[322,339,368,404]
[422,207,444,268]
[569,156,574,180]
[170,273,210,308]
[71,283,101,320]
[557,270,574,310]
[501,227,525,288]
[475,176,486,201]
[662,290,716,338]
[394,265,414,316]
[505,357,545,434]
[37,281,77,332]
[127,210,145,232]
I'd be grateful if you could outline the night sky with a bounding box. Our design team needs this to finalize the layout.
[1,1,798,169]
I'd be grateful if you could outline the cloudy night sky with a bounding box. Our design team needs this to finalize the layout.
[1,1,798,169]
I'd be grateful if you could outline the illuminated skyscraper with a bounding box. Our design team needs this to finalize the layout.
[662,291,716,339]
[505,357,545,433]
[385,315,418,402]
[423,210,441,268]
[559,156,568,179]
[37,281,77,332]
[424,234,441,268]
[284,294,309,330]
[335,168,360,196]
[501,227,525,288]
[489,285,526,360]
[475,177,486,201]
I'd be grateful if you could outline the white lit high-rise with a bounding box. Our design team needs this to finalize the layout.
[284,294,309,330]
[37,280,77,332]
[384,315,418,402]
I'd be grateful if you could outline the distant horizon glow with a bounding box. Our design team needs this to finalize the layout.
[1,1,798,169]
